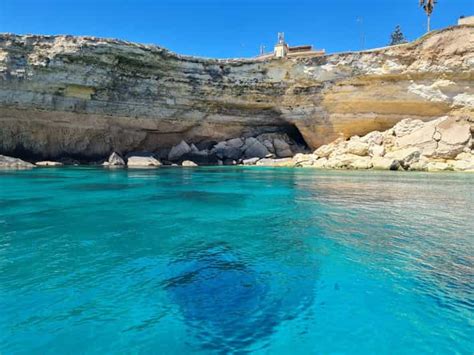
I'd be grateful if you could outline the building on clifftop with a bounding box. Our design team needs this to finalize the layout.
[258,33,326,59]
[458,16,474,25]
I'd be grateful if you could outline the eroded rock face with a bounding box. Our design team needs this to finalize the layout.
[0,26,473,159]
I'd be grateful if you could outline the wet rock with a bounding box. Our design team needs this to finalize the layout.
[0,155,35,169]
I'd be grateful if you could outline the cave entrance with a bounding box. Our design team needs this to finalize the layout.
[280,123,309,149]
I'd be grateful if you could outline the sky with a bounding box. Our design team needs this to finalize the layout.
[0,0,472,58]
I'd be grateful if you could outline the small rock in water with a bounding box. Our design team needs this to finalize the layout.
[104,152,125,166]
[126,153,161,167]
[182,160,198,167]
[36,161,63,167]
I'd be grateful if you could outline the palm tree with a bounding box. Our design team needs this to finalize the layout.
[420,0,437,32]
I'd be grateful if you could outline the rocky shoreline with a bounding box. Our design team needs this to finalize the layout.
[1,26,473,160]
[2,116,473,172]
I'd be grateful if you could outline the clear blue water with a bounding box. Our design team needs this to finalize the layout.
[0,167,473,354]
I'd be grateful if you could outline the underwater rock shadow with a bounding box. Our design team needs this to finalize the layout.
[162,242,317,352]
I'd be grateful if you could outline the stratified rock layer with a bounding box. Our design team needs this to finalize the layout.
[0,26,473,159]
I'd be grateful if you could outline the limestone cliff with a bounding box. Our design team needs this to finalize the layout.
[0,26,473,160]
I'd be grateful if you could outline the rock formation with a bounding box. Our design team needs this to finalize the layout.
[0,25,472,161]
[0,154,35,168]
[286,116,474,172]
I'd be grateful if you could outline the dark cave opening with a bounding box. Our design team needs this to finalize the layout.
[280,124,309,149]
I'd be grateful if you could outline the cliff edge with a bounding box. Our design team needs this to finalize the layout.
[0,26,473,160]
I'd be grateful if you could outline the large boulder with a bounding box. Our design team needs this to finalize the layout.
[273,138,293,158]
[345,138,369,156]
[168,141,192,161]
[213,143,242,160]
[103,152,125,166]
[435,118,471,158]
[243,138,269,159]
[127,153,161,167]
[226,138,244,149]
[0,155,35,169]
[395,119,439,155]
[395,117,471,159]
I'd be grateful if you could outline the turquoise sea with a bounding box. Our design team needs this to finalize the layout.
[0,167,473,354]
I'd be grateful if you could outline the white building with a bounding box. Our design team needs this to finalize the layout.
[458,16,474,25]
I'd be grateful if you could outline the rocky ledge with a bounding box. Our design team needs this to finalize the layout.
[284,116,474,172]
[0,25,473,161]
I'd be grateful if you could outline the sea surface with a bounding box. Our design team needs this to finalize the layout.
[0,167,473,354]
